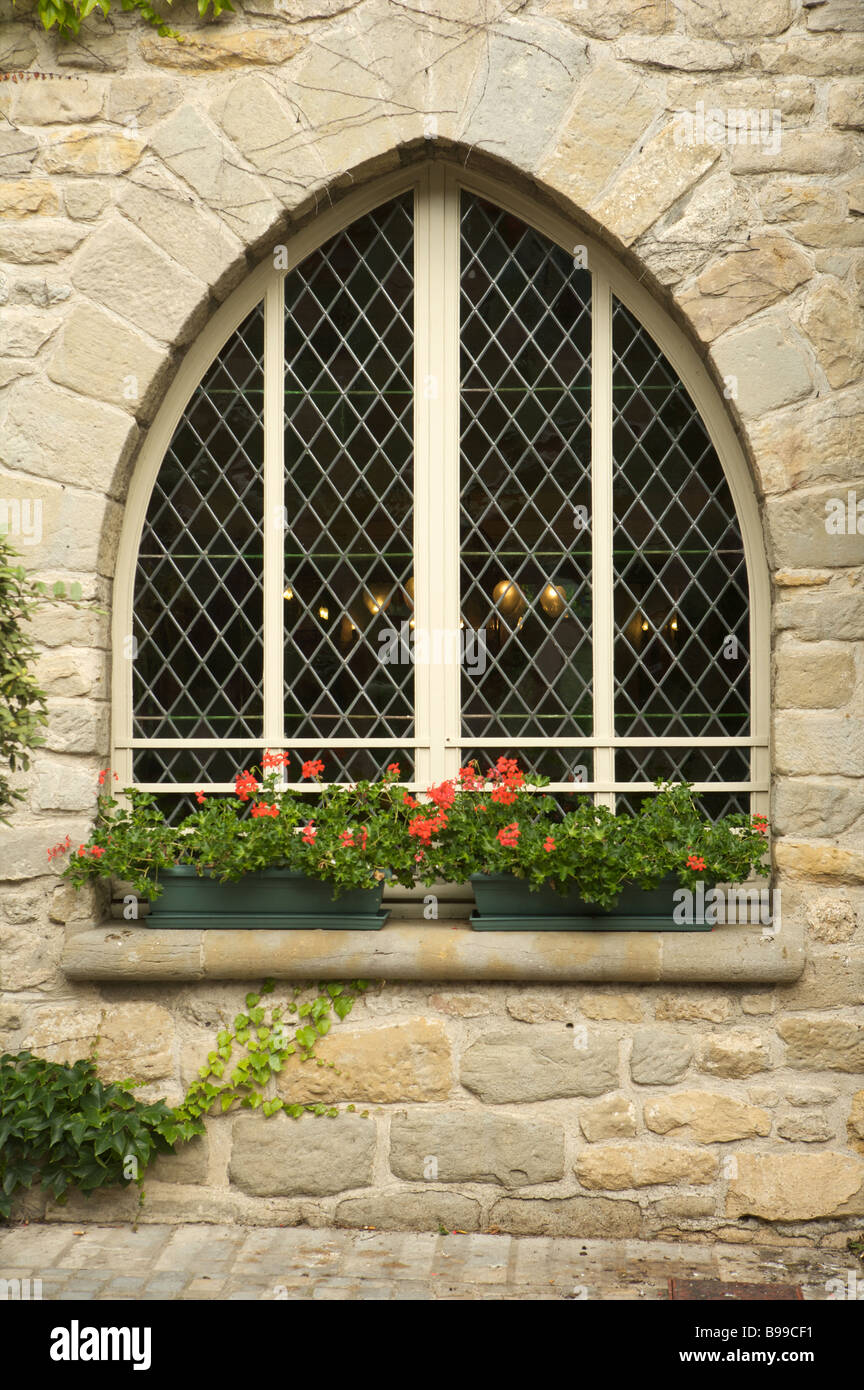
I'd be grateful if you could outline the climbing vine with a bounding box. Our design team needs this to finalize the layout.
[16,0,232,43]
[177,978,372,1123]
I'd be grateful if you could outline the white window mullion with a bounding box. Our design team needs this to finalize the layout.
[415,165,461,785]
[263,273,285,760]
[591,272,615,810]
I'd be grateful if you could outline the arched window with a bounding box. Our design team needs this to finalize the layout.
[113,165,768,819]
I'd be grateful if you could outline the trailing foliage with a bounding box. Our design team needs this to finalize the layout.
[59,756,770,910]
[0,533,48,823]
[19,0,233,42]
[0,1051,204,1220]
[177,978,372,1122]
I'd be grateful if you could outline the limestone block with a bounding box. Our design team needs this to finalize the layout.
[726,1152,864,1219]
[592,121,721,245]
[730,132,854,174]
[71,219,207,346]
[461,1029,618,1103]
[230,1112,376,1196]
[488,1194,641,1237]
[119,165,246,299]
[614,36,738,70]
[777,1015,864,1072]
[776,1113,835,1142]
[579,1092,638,1141]
[849,1090,864,1151]
[750,384,864,493]
[828,79,864,128]
[460,20,589,172]
[775,641,855,709]
[779,953,864,1009]
[0,129,39,177]
[755,36,864,76]
[107,76,183,128]
[775,838,864,881]
[150,106,281,245]
[636,173,754,285]
[0,467,119,575]
[805,0,864,32]
[276,1020,452,1104]
[12,78,102,125]
[0,377,136,496]
[644,1091,771,1142]
[41,128,144,176]
[775,590,864,641]
[630,1028,693,1084]
[429,992,496,1017]
[0,180,60,219]
[539,60,658,208]
[575,1143,718,1189]
[43,701,109,756]
[700,1032,771,1078]
[0,24,37,70]
[505,990,576,1023]
[542,0,671,40]
[0,221,87,263]
[141,30,305,70]
[63,181,114,221]
[0,308,59,356]
[30,757,99,813]
[48,299,168,415]
[655,994,731,1023]
[711,316,813,417]
[335,1190,481,1232]
[798,280,864,389]
[580,992,643,1022]
[679,0,794,40]
[678,232,812,341]
[22,1002,175,1081]
[389,1110,565,1186]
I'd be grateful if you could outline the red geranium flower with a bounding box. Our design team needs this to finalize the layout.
[686,853,706,871]
[90,845,106,858]
[403,791,419,809]
[251,801,279,819]
[262,750,291,770]
[301,758,325,780]
[497,822,520,848]
[195,790,206,804]
[543,836,555,853]
[752,814,768,836]
[427,779,455,811]
[458,765,482,790]
[491,785,517,805]
[234,770,259,802]
[386,763,401,777]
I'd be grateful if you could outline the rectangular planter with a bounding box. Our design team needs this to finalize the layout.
[146,866,389,930]
[469,873,713,932]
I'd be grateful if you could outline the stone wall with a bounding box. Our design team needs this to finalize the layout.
[1,0,863,1242]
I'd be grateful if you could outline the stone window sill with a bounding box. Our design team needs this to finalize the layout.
[61,917,804,984]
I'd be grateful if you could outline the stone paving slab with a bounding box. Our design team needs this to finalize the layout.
[0,1223,860,1301]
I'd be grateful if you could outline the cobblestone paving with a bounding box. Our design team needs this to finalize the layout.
[0,1224,859,1300]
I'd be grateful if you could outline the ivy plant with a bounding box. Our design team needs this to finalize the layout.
[16,0,233,42]
[0,1051,204,1220]
[177,978,371,1123]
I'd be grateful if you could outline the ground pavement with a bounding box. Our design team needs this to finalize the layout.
[0,1223,861,1300]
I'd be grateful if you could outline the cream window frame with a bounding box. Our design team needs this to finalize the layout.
[112,161,770,814]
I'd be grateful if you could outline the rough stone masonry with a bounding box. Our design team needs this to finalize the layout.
[0,0,863,1245]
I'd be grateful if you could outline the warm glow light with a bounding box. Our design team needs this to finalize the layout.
[363,584,391,616]
[670,618,678,631]
[319,606,329,620]
[492,579,525,619]
[641,620,649,632]
[283,587,294,601]
[539,582,566,617]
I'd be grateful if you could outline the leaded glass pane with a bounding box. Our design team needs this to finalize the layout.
[133,304,265,776]
[459,194,592,746]
[612,298,750,741]
[283,193,414,751]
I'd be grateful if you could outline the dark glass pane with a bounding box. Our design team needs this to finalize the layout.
[133,305,265,742]
[283,193,414,748]
[460,194,593,744]
[612,298,750,739]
